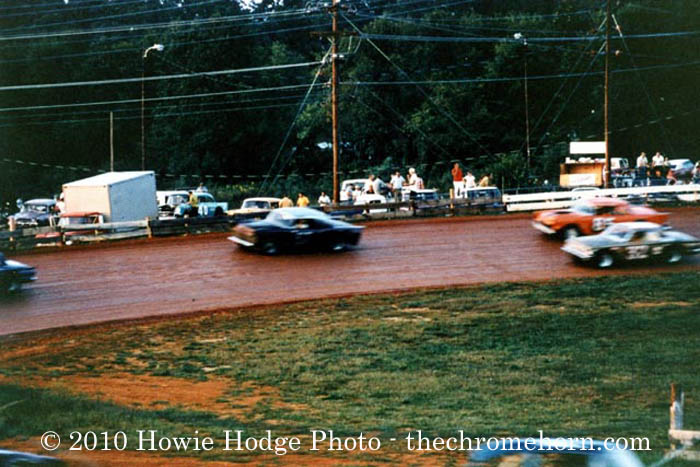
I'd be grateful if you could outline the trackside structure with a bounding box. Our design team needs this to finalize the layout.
[63,171,158,223]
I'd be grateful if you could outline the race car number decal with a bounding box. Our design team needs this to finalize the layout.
[592,217,614,231]
[626,245,649,260]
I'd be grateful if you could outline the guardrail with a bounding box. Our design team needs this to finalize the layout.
[0,216,236,251]
[504,184,700,212]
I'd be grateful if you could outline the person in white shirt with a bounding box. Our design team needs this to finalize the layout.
[463,171,477,192]
[636,152,648,168]
[317,192,331,206]
[390,171,405,190]
[407,167,418,186]
[389,171,405,200]
[651,152,665,168]
[635,152,649,184]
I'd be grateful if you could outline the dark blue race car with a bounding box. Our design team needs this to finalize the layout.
[228,207,363,254]
[0,252,37,293]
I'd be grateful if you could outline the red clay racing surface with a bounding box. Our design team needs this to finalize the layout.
[1,208,699,337]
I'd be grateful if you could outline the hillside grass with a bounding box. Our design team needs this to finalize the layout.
[0,272,698,464]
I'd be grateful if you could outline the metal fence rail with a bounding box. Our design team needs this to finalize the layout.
[504,184,700,212]
[1,185,699,251]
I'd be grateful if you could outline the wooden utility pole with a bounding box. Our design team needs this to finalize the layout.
[523,41,531,168]
[604,0,611,188]
[331,0,340,204]
[110,111,114,172]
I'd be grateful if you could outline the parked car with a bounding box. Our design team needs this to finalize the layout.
[156,190,189,216]
[228,207,363,254]
[340,178,370,202]
[173,192,228,218]
[227,197,281,216]
[354,193,388,214]
[462,187,504,210]
[562,222,700,268]
[571,186,601,200]
[11,198,57,229]
[532,197,668,240]
[667,158,695,182]
[0,252,36,293]
[36,212,106,244]
[468,437,643,467]
[402,188,440,202]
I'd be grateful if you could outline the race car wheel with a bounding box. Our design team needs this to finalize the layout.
[562,226,580,240]
[330,241,347,252]
[262,242,279,255]
[1,277,20,294]
[665,248,683,264]
[595,251,614,269]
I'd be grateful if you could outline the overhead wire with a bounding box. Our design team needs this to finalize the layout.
[517,17,605,154]
[257,47,332,195]
[2,58,699,114]
[341,11,491,157]
[0,60,324,91]
[611,13,675,155]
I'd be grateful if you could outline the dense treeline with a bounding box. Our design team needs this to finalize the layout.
[1,0,699,205]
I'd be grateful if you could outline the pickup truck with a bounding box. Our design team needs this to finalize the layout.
[173,192,228,218]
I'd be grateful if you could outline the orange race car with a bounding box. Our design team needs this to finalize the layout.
[532,197,668,240]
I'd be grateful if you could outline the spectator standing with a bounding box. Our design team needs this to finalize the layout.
[408,167,425,189]
[451,163,463,197]
[344,184,354,201]
[693,161,700,182]
[317,192,331,206]
[56,192,65,214]
[195,182,208,193]
[463,171,476,190]
[372,175,386,195]
[296,192,310,207]
[188,190,199,216]
[366,175,376,194]
[407,167,417,186]
[636,152,648,179]
[652,151,665,169]
[390,171,405,199]
[666,167,677,185]
[279,195,294,208]
[352,185,363,201]
[478,173,491,187]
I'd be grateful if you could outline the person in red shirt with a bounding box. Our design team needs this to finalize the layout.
[451,162,463,198]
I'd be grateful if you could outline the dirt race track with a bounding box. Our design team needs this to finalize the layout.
[1,209,699,337]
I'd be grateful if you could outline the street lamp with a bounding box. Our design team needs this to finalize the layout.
[514,33,531,168]
[141,43,164,171]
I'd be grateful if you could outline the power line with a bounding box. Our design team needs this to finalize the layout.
[1,58,699,114]
[257,48,332,195]
[358,30,700,44]
[3,0,223,22]
[0,83,322,113]
[0,7,311,42]
[0,60,323,91]
[341,12,491,156]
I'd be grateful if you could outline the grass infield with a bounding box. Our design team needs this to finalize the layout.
[0,272,698,464]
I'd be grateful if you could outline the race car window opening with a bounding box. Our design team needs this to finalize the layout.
[571,204,595,215]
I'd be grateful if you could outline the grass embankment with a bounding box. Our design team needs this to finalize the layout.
[0,272,698,465]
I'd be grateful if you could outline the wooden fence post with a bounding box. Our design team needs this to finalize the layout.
[671,383,684,430]
[670,383,684,450]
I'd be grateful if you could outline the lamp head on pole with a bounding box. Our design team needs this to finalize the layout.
[143,43,164,58]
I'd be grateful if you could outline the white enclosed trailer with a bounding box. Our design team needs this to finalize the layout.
[62,171,158,222]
